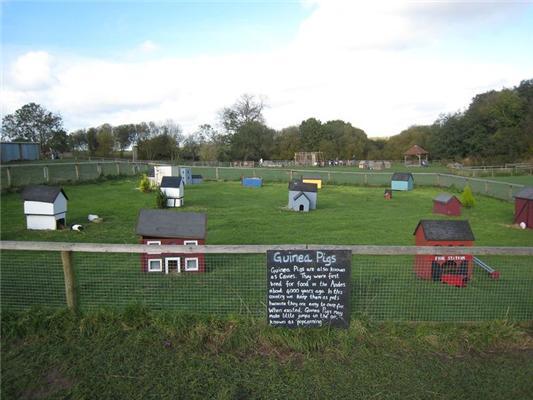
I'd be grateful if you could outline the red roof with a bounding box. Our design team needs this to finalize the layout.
[404,144,428,156]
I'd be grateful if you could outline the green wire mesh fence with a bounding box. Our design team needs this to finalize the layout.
[1,243,531,322]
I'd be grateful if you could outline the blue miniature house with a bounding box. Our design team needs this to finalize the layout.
[391,172,414,191]
[180,167,192,185]
[191,175,203,184]
[242,177,262,188]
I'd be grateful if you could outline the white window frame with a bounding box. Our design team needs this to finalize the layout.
[148,259,162,272]
[165,257,181,274]
[184,257,199,272]
[184,240,198,246]
[146,240,161,245]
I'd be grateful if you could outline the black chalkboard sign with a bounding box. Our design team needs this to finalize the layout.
[267,250,351,328]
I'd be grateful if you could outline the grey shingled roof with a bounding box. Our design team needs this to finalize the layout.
[391,172,414,182]
[160,176,182,188]
[136,209,207,239]
[21,185,68,202]
[288,179,317,193]
[433,193,458,204]
[414,220,474,241]
[514,187,533,200]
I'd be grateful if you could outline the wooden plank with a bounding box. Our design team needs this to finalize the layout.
[6,167,12,187]
[61,250,77,311]
[1,241,532,256]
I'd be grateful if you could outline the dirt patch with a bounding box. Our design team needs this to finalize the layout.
[21,368,74,400]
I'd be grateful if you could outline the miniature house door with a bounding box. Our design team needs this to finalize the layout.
[165,257,181,274]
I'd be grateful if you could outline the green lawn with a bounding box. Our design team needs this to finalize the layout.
[2,179,532,245]
[2,308,532,400]
[1,179,532,321]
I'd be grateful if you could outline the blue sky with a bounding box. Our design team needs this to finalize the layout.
[2,1,533,137]
[3,2,309,57]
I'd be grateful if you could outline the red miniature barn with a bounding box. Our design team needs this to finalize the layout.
[433,193,461,216]
[413,220,475,287]
[513,187,533,229]
[136,209,207,274]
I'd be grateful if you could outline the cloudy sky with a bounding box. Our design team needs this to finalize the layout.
[2,1,532,137]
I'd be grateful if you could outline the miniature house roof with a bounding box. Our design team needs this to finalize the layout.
[514,187,533,200]
[21,185,68,203]
[433,193,458,204]
[136,209,206,239]
[391,172,414,182]
[404,144,428,156]
[160,176,182,188]
[413,220,475,241]
[303,174,321,180]
[289,180,318,193]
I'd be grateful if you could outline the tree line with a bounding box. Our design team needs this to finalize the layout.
[2,79,532,163]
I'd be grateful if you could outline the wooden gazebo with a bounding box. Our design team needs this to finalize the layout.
[404,145,428,166]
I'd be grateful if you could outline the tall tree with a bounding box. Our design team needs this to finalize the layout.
[219,94,266,133]
[1,103,65,153]
[230,121,274,161]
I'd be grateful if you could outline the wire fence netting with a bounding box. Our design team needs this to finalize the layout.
[1,163,525,201]
[1,250,531,322]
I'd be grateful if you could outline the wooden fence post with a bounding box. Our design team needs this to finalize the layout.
[75,164,80,181]
[364,173,368,186]
[61,251,77,312]
[97,163,102,176]
[116,163,120,175]
[289,170,293,181]
[215,167,219,180]
[509,185,513,201]
[328,172,331,183]
[43,166,49,182]
[6,167,12,188]
[436,174,440,187]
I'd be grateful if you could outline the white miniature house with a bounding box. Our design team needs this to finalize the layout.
[153,165,180,186]
[160,176,184,207]
[22,185,68,230]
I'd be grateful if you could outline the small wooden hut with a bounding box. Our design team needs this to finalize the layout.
[514,187,533,229]
[433,193,462,216]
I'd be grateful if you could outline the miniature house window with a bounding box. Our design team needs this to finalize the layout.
[148,259,162,272]
[184,240,198,246]
[147,241,161,245]
[184,257,199,271]
[165,257,180,274]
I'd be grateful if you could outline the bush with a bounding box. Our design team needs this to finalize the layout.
[156,189,168,209]
[461,185,476,208]
[139,174,151,193]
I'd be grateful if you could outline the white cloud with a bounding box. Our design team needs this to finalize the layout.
[1,2,531,137]
[9,51,55,90]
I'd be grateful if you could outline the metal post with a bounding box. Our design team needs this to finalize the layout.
[6,167,12,187]
[61,251,77,312]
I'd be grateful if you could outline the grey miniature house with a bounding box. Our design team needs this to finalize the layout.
[288,180,317,212]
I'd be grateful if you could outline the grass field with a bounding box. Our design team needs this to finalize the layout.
[2,179,532,245]
[2,308,532,399]
[2,178,532,398]
[1,179,532,321]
